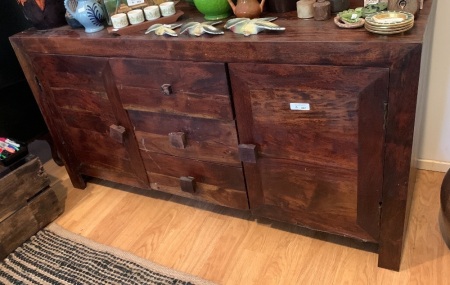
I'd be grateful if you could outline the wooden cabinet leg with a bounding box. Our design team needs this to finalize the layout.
[439,170,450,248]
[40,132,64,166]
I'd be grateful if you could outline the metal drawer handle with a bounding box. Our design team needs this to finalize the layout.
[169,132,186,149]
[110,124,126,144]
[180,176,196,193]
[161,84,173,95]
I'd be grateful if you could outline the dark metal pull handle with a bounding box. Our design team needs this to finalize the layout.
[161,84,173,95]
[238,144,257,163]
[180,176,196,193]
[110,124,126,144]
[169,132,186,149]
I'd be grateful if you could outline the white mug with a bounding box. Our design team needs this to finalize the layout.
[111,13,129,29]
[127,9,145,25]
[144,5,161,20]
[159,1,176,17]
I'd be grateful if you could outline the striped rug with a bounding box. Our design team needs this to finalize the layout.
[0,223,216,285]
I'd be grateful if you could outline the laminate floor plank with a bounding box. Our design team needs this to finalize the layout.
[46,159,449,285]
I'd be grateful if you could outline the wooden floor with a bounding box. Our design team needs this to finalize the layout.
[45,159,450,285]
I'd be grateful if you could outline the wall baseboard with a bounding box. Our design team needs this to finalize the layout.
[416,159,450,172]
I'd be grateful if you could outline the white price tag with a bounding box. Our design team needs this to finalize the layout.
[364,0,379,5]
[290,103,310,111]
[127,0,145,6]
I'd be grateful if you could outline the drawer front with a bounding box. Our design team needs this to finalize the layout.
[109,58,233,120]
[129,110,241,166]
[142,152,248,210]
[230,63,389,242]
[31,55,148,188]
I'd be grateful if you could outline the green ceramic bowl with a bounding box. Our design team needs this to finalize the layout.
[193,0,231,20]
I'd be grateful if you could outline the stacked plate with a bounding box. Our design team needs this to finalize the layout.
[364,11,414,35]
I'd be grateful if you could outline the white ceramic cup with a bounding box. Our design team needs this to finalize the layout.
[159,1,176,17]
[144,5,161,20]
[297,0,315,19]
[127,9,145,25]
[111,13,129,29]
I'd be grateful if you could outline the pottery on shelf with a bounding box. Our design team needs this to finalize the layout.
[193,0,231,20]
[145,23,182,36]
[179,21,224,36]
[224,17,285,36]
[64,0,105,33]
[227,0,265,19]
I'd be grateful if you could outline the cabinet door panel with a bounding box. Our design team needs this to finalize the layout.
[31,55,148,188]
[142,152,248,209]
[230,63,389,242]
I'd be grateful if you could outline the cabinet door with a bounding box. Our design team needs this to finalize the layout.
[108,58,248,209]
[31,55,148,188]
[230,63,389,242]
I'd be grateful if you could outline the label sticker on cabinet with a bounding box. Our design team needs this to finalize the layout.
[290,103,310,111]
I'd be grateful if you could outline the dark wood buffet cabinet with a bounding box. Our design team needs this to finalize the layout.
[10,0,435,271]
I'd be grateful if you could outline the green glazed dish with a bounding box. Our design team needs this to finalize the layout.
[193,0,231,20]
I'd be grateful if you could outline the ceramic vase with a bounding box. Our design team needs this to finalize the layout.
[64,0,105,33]
[193,0,231,20]
[227,0,265,19]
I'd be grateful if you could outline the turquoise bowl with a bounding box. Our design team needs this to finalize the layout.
[193,0,231,20]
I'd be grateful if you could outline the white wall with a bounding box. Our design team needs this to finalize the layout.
[417,0,450,172]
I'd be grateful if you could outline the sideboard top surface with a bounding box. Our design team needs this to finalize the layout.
[10,0,434,66]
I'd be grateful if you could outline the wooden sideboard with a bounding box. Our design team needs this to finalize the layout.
[10,0,435,271]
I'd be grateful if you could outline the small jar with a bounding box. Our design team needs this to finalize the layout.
[313,0,330,21]
[297,0,316,19]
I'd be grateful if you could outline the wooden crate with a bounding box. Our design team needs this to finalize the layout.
[0,154,65,259]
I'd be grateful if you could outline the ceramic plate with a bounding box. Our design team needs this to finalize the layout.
[365,22,414,35]
[365,11,414,27]
[365,20,413,30]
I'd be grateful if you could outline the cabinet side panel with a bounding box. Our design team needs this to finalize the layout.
[378,45,423,271]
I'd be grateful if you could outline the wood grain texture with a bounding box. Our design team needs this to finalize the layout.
[131,111,241,166]
[378,44,423,271]
[0,156,65,259]
[29,54,149,189]
[9,0,435,270]
[230,63,389,242]
[0,156,49,222]
[142,152,248,209]
[51,159,450,285]
[109,58,232,120]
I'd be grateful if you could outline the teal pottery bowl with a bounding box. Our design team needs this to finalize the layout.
[193,0,231,20]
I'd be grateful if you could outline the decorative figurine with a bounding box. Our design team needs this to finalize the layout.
[145,23,183,36]
[224,17,285,36]
[179,21,224,36]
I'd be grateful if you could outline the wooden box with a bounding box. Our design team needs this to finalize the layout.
[0,154,65,259]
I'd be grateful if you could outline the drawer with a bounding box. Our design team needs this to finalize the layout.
[142,152,248,210]
[129,110,241,166]
[109,58,233,120]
